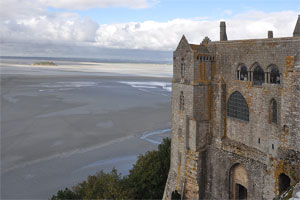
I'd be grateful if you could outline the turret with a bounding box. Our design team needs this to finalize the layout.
[293,15,300,37]
[220,21,228,41]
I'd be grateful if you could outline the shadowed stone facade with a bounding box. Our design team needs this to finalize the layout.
[163,15,300,200]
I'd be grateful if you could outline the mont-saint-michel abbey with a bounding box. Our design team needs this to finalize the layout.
[163,15,300,200]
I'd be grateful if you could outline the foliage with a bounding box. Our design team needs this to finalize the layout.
[127,137,171,199]
[72,168,131,199]
[51,137,171,199]
[51,188,79,200]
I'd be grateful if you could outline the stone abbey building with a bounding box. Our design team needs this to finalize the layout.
[163,15,300,199]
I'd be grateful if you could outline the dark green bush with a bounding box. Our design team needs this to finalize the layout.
[51,138,171,200]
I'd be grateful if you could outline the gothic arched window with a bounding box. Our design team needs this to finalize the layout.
[240,66,248,81]
[271,99,278,123]
[253,65,265,85]
[227,91,249,121]
[270,66,280,84]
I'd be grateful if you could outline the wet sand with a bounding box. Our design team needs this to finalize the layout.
[0,60,172,199]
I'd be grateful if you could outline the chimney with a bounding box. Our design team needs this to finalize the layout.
[220,21,228,41]
[268,31,273,38]
[293,15,300,37]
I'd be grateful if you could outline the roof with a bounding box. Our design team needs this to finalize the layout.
[189,44,209,53]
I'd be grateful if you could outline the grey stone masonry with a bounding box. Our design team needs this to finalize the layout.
[220,21,228,41]
[164,15,300,200]
[268,30,273,38]
[293,15,300,37]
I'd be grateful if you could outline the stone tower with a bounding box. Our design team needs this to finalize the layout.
[164,16,300,200]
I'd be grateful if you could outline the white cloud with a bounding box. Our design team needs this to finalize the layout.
[0,0,46,20]
[223,10,233,16]
[94,11,298,50]
[39,0,157,9]
[0,0,298,55]
[0,0,157,21]
[1,12,99,44]
[94,19,216,50]
[226,11,298,40]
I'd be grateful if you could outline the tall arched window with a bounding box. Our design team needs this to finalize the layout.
[179,91,184,111]
[240,66,248,81]
[227,91,249,121]
[253,65,265,85]
[180,58,185,78]
[270,66,280,84]
[271,99,278,123]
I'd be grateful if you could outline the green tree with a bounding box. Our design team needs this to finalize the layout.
[51,188,78,200]
[51,137,171,199]
[73,168,131,199]
[127,138,171,199]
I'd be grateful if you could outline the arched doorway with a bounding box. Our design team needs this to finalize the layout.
[279,173,291,194]
[230,164,248,200]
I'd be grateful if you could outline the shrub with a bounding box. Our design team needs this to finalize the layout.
[51,138,171,199]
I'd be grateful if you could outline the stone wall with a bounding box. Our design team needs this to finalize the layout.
[164,32,300,200]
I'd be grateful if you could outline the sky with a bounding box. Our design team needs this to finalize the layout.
[0,0,299,61]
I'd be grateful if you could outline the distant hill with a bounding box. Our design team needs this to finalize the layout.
[33,61,57,66]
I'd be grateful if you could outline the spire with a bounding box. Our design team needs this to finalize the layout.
[220,21,228,41]
[293,15,300,37]
[180,35,188,43]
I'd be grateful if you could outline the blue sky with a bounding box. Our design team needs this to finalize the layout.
[1,0,299,59]
[49,0,300,23]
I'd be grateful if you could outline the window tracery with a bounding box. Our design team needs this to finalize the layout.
[227,91,249,121]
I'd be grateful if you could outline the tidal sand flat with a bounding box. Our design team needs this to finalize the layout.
[0,59,172,199]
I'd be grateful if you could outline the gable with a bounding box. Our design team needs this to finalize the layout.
[176,35,192,51]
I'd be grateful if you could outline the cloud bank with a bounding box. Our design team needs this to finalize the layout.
[40,0,158,9]
[0,0,298,58]
[94,11,298,50]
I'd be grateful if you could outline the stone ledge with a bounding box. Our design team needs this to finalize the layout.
[221,138,268,164]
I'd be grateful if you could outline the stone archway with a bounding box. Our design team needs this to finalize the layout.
[230,164,248,200]
[279,173,291,194]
